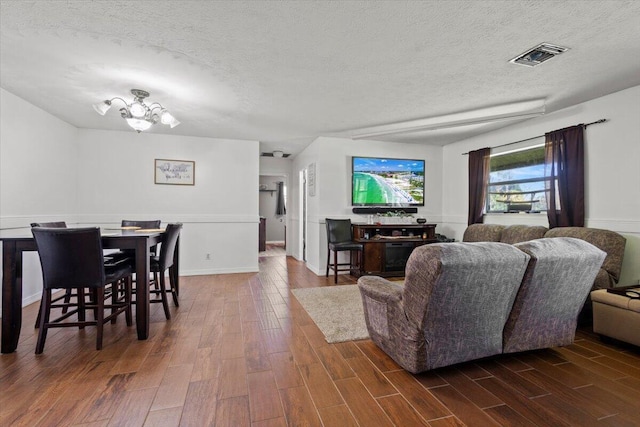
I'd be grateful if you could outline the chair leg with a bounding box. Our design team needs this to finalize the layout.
[125,277,133,326]
[333,250,339,284]
[110,282,118,324]
[169,270,179,307]
[35,290,52,354]
[95,287,105,351]
[78,288,86,328]
[326,247,331,277]
[35,300,42,329]
[159,273,171,320]
[153,271,160,290]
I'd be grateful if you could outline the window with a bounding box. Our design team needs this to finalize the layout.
[486,145,549,213]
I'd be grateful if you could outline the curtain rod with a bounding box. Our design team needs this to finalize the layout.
[461,118,607,155]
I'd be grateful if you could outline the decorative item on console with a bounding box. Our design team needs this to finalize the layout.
[376,210,415,225]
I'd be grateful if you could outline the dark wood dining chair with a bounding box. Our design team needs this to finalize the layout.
[149,223,183,319]
[31,222,72,328]
[31,227,134,353]
[106,219,162,263]
[325,218,363,284]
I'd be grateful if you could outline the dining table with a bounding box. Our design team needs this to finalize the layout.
[0,226,179,354]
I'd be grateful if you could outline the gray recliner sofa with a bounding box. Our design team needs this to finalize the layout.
[358,238,606,373]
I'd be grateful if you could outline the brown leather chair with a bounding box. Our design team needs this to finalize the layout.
[31,227,134,353]
[325,219,363,284]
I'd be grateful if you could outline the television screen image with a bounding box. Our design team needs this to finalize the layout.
[352,156,425,206]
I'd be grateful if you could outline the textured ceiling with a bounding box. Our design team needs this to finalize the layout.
[1,1,639,156]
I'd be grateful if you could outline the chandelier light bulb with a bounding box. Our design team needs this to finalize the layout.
[129,102,146,118]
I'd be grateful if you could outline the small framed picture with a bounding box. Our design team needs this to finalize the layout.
[154,159,195,185]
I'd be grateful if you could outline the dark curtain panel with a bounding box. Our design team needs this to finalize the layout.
[544,124,585,228]
[468,147,491,225]
[276,181,286,215]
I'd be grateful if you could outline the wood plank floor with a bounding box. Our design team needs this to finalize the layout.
[2,252,640,426]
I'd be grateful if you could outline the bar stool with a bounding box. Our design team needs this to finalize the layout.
[325,218,363,284]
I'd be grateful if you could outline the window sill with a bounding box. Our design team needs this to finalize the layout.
[484,212,548,227]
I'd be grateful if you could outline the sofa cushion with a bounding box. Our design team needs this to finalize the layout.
[544,227,626,288]
[462,224,505,242]
[500,225,548,244]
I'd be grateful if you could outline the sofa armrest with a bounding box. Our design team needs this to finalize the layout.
[358,276,405,340]
[357,276,403,303]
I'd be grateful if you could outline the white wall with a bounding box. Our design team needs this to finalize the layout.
[1,88,260,308]
[442,85,640,285]
[0,88,80,307]
[75,129,260,276]
[0,88,79,224]
[292,137,443,275]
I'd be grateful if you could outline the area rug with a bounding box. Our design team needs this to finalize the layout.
[292,285,369,343]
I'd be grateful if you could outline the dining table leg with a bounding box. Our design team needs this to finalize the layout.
[134,239,150,340]
[2,241,22,353]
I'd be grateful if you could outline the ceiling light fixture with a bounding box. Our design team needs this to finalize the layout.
[93,89,180,133]
[273,150,284,158]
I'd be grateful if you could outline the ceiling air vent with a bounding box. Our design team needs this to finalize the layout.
[509,43,569,67]
[261,151,290,158]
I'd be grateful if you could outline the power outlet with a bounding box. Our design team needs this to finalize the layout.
[205,253,211,260]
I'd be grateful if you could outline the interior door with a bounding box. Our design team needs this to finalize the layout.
[300,169,307,262]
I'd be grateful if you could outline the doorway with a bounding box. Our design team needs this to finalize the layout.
[259,174,287,251]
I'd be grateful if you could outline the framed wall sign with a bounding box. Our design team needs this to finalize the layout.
[308,162,316,197]
[154,159,195,185]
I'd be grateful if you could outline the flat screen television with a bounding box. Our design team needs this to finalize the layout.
[352,156,425,206]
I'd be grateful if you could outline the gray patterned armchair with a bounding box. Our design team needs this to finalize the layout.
[358,242,530,373]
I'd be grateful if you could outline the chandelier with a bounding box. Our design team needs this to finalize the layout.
[93,89,180,133]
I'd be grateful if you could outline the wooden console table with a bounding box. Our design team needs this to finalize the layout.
[352,223,437,277]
